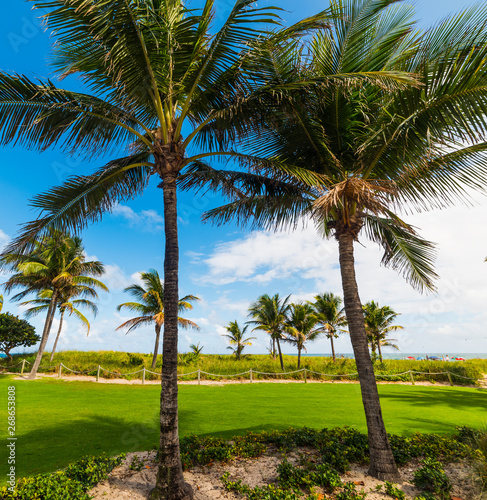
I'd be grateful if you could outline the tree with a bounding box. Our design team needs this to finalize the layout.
[194,0,487,480]
[223,320,256,360]
[248,293,291,370]
[363,301,403,363]
[1,230,104,379]
[311,293,347,363]
[22,277,107,361]
[0,313,40,362]
[0,295,3,312]
[0,2,326,496]
[188,342,204,363]
[283,303,320,368]
[117,269,199,369]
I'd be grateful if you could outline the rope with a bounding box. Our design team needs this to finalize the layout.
[199,370,250,377]
[177,371,201,377]
[253,369,305,375]
[305,370,358,377]
[99,367,143,376]
[61,365,92,375]
[375,372,411,378]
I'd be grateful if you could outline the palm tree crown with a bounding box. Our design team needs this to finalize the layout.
[247,293,291,371]
[117,269,199,368]
[223,320,256,360]
[363,301,403,363]
[311,293,347,363]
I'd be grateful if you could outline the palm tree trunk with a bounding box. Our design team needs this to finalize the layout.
[151,170,193,500]
[377,335,383,363]
[152,324,161,369]
[297,346,301,369]
[330,335,336,363]
[272,337,276,360]
[50,309,65,362]
[27,290,59,380]
[337,231,399,481]
[276,337,284,371]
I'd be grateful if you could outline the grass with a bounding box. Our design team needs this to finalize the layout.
[3,350,486,384]
[0,375,486,484]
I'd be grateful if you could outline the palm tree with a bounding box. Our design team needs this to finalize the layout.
[117,269,199,370]
[193,0,487,480]
[283,303,320,368]
[0,295,3,312]
[248,293,291,370]
[1,230,104,379]
[0,3,327,495]
[22,276,107,361]
[311,293,347,363]
[363,301,403,363]
[223,320,256,360]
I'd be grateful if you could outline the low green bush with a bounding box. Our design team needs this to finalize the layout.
[413,458,452,500]
[0,454,124,500]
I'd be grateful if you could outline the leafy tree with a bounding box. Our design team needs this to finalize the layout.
[0,2,326,495]
[363,301,403,363]
[22,277,107,361]
[117,269,199,369]
[248,293,291,370]
[311,293,347,363]
[223,320,256,360]
[192,0,487,480]
[1,230,104,379]
[283,303,320,368]
[0,313,39,362]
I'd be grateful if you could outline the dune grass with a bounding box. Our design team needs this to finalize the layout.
[3,350,486,384]
[0,374,486,484]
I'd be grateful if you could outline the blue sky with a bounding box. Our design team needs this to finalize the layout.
[1,0,487,357]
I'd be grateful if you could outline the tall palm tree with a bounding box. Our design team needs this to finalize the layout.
[283,303,320,368]
[0,2,327,496]
[1,230,104,379]
[117,269,199,370]
[247,293,291,370]
[363,301,403,363]
[22,276,107,361]
[191,0,487,480]
[311,293,347,363]
[223,320,256,360]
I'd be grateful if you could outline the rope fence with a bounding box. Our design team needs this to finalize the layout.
[0,359,483,386]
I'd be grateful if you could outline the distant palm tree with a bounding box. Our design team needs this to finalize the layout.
[2,230,104,379]
[117,269,200,369]
[248,294,291,370]
[223,320,256,360]
[22,275,107,361]
[363,301,403,363]
[311,293,347,363]
[283,303,320,368]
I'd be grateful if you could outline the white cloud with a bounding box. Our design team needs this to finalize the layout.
[112,204,164,232]
[0,229,9,251]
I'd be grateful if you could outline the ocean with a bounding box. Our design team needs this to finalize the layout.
[294,353,487,360]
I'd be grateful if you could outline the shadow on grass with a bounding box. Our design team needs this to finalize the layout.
[1,414,160,480]
[379,386,487,411]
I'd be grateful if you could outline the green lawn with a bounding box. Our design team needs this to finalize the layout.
[1,375,486,482]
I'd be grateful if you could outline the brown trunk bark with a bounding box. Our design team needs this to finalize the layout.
[50,309,65,362]
[27,290,59,380]
[377,336,383,363]
[337,232,399,481]
[297,346,301,369]
[330,335,336,363]
[276,337,284,371]
[151,170,193,500]
[272,338,276,360]
[152,324,161,369]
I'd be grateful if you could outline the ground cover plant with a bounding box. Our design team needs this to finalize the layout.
[2,351,485,385]
[1,427,483,499]
[0,375,485,484]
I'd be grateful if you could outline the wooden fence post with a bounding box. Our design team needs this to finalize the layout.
[447,371,453,386]
[198,369,201,385]
[249,369,253,383]
[58,363,62,378]
[96,365,100,382]
[21,359,26,376]
[409,370,415,386]
[303,369,307,384]
[142,367,146,385]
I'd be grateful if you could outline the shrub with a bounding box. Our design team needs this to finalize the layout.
[0,313,39,362]
[413,458,452,500]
